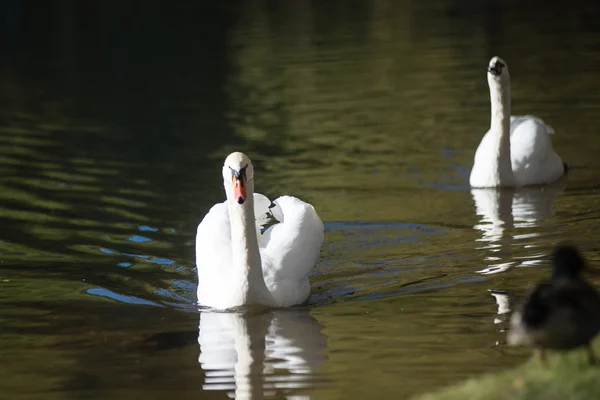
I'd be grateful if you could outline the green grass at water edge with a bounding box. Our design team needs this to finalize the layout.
[414,337,600,400]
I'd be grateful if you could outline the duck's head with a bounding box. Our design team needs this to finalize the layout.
[551,244,586,280]
[222,152,255,205]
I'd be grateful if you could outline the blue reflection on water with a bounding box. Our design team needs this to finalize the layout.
[128,235,152,243]
[138,225,159,232]
[87,288,164,307]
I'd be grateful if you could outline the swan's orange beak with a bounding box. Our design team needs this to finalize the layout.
[232,175,247,204]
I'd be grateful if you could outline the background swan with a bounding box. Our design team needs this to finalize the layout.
[196,152,325,310]
[469,57,565,188]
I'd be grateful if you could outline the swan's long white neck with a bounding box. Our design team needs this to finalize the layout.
[488,74,515,185]
[227,183,271,304]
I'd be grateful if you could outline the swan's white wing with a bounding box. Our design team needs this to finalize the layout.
[259,196,324,306]
[510,115,564,185]
[196,202,231,267]
[511,115,554,134]
[196,202,232,306]
[510,116,551,168]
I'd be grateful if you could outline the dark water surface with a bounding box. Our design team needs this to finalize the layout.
[2,1,600,399]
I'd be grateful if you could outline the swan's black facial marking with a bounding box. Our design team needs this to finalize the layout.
[488,60,505,76]
[229,165,248,182]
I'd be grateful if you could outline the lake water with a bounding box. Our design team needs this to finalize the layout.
[2,1,600,399]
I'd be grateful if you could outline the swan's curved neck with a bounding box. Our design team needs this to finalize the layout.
[229,196,261,278]
[488,76,514,184]
[228,192,271,303]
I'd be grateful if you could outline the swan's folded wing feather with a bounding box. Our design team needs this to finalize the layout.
[259,196,324,303]
[253,193,274,242]
[510,116,552,165]
[511,115,554,136]
[196,202,232,272]
[513,115,554,134]
[510,115,563,185]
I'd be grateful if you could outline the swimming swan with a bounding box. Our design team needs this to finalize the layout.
[195,152,324,310]
[469,57,565,188]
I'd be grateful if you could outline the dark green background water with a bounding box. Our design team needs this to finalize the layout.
[1,1,600,399]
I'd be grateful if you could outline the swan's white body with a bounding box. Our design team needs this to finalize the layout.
[470,57,565,188]
[196,152,324,310]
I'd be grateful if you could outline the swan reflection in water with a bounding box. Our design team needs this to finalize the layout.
[198,308,327,399]
[471,186,562,275]
[489,289,511,325]
[475,187,562,341]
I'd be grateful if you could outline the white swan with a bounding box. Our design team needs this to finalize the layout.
[469,56,565,188]
[195,152,325,310]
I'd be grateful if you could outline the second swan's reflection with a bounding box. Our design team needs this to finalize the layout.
[472,186,563,275]
[198,308,327,400]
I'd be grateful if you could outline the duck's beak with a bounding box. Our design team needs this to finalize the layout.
[232,174,247,204]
